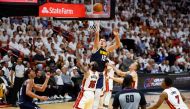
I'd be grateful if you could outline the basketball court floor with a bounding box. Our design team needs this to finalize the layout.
[5,91,190,109]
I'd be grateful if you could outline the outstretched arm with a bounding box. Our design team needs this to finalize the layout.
[33,73,50,92]
[110,76,124,84]
[92,21,100,53]
[108,64,129,77]
[148,92,167,109]
[107,29,121,53]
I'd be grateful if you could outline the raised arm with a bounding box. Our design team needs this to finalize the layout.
[33,73,50,92]
[92,21,100,53]
[75,49,89,74]
[148,92,167,109]
[107,29,121,53]
[26,80,48,101]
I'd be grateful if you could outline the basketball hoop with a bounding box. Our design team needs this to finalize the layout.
[88,21,100,33]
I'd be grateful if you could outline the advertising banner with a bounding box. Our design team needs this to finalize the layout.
[39,3,86,18]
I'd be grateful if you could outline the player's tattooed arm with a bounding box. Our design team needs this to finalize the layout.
[148,92,167,109]
[107,29,121,53]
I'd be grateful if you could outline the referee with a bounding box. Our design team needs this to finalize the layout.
[112,75,147,109]
[10,58,25,106]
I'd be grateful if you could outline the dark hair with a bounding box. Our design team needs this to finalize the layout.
[136,62,140,71]
[164,77,173,87]
[24,68,32,80]
[122,75,133,88]
[99,36,107,41]
[0,69,4,75]
[91,61,99,71]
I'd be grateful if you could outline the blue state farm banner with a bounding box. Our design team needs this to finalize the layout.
[138,73,190,90]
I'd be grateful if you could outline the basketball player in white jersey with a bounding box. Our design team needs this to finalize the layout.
[100,59,115,109]
[149,77,188,109]
[108,61,140,89]
[73,59,99,109]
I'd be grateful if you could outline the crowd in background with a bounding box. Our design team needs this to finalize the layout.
[0,0,189,106]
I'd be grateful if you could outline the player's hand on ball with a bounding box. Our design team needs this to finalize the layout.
[39,96,48,101]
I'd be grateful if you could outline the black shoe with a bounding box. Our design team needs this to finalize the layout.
[12,104,18,107]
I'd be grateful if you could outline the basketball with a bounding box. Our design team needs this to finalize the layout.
[93,3,103,12]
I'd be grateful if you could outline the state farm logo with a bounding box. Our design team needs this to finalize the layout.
[41,7,74,15]
[42,7,49,13]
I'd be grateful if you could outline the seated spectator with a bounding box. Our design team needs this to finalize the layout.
[0,30,9,48]
[33,49,46,70]
[145,59,159,74]
[0,69,12,104]
[2,50,12,62]
[34,69,47,101]
[70,66,80,78]
[170,61,183,73]
[61,66,74,99]
[158,60,170,73]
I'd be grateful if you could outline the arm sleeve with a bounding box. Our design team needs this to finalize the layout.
[112,92,120,108]
[139,91,147,106]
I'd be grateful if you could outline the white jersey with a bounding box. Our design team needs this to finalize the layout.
[81,70,99,91]
[164,87,188,109]
[103,66,114,91]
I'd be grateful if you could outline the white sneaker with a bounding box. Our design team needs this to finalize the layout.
[59,95,64,99]
[64,95,72,99]
[54,95,59,99]
[33,98,38,102]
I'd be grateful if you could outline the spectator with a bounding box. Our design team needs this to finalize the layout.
[70,66,80,78]
[0,30,9,47]
[2,50,12,62]
[170,61,182,73]
[33,49,46,70]
[0,69,12,104]
[54,69,64,99]
[61,66,74,99]
[33,69,47,101]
